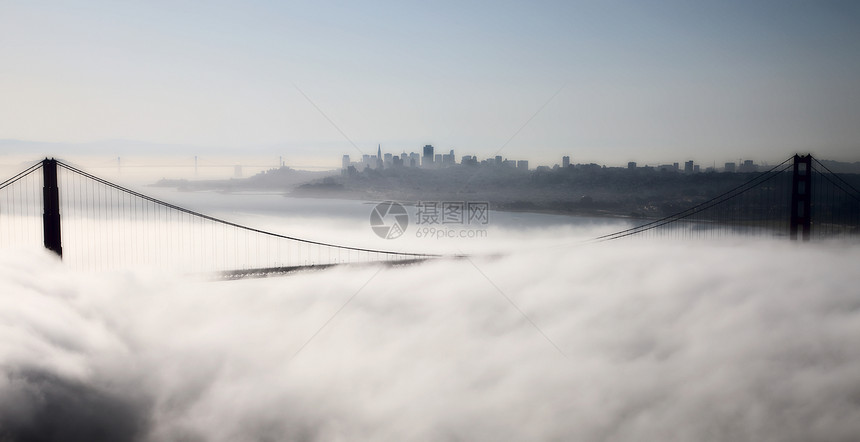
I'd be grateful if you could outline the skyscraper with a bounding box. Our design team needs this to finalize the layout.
[423,145,434,167]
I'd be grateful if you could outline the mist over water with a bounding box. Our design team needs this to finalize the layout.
[2,227,860,440]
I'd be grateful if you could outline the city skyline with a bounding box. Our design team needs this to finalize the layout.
[0,137,814,174]
[341,143,780,173]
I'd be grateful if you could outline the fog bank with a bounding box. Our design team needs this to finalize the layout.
[2,239,860,441]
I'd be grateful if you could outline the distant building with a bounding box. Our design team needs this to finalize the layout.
[628,161,637,169]
[442,149,455,166]
[684,160,694,174]
[383,153,393,168]
[495,155,503,166]
[724,162,736,173]
[693,165,700,173]
[422,145,434,167]
[410,152,420,168]
[739,160,756,173]
[516,160,529,171]
[562,156,570,168]
[434,154,442,166]
[342,155,350,170]
[377,145,383,169]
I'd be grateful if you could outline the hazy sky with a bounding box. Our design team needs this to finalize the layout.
[2,0,859,167]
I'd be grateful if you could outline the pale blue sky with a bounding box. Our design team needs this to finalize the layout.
[2,0,859,167]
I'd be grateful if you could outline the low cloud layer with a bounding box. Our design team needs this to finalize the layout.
[2,239,860,441]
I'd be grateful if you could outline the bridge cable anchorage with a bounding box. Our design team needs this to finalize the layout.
[53,160,441,263]
[589,156,796,243]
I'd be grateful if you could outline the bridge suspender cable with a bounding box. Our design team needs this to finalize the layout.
[811,158,860,203]
[2,154,857,273]
[588,156,796,243]
[0,161,42,191]
[55,160,439,259]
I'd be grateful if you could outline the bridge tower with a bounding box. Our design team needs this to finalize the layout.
[790,154,812,241]
[42,158,62,257]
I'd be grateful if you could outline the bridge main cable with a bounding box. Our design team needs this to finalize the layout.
[810,157,860,203]
[55,160,441,259]
[0,160,43,191]
[587,156,796,243]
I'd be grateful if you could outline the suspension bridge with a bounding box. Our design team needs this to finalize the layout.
[591,154,860,242]
[0,158,438,277]
[0,154,858,276]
